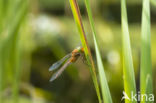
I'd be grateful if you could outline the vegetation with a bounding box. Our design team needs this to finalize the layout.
[0,0,155,103]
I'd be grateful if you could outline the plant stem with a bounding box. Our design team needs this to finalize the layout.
[69,0,102,103]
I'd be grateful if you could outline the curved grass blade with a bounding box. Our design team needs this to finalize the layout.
[68,0,102,103]
[84,0,112,103]
[49,53,71,71]
[121,0,137,102]
[50,59,72,82]
[140,0,153,102]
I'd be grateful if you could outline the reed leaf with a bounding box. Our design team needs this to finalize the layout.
[0,0,28,102]
[68,0,102,103]
[140,0,153,102]
[84,0,113,103]
[121,0,137,102]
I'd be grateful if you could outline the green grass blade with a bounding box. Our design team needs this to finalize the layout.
[0,1,4,102]
[1,0,28,102]
[140,0,153,102]
[12,1,28,102]
[84,0,112,103]
[68,0,102,103]
[121,0,137,102]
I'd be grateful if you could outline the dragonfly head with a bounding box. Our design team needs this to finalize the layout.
[75,47,84,53]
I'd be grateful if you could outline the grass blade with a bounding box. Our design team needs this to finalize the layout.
[0,0,28,102]
[11,1,28,102]
[121,0,137,102]
[84,0,112,103]
[140,0,153,102]
[68,0,102,103]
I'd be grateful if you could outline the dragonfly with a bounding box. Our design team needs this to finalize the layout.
[49,47,84,82]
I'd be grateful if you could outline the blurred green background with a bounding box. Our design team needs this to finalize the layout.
[0,0,156,103]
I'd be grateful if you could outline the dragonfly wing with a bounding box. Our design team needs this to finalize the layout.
[49,53,71,71]
[49,59,71,82]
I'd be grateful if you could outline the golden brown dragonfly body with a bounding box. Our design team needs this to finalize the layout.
[49,47,84,82]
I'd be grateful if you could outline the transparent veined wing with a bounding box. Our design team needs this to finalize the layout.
[49,59,72,82]
[49,53,71,72]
